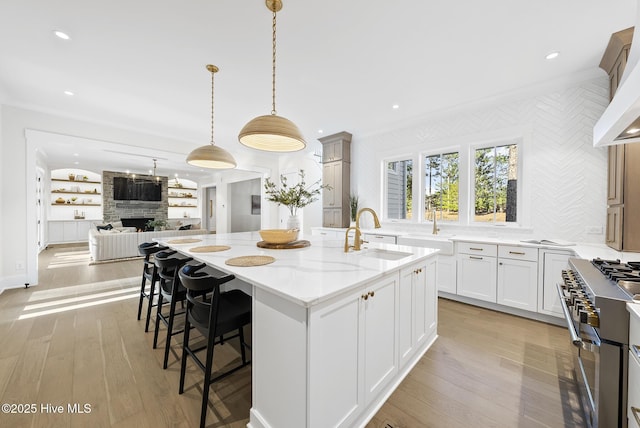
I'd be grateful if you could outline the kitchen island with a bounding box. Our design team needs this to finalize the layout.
[156,231,439,428]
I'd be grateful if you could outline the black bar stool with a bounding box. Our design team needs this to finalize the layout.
[137,242,168,332]
[152,250,193,369]
[178,264,252,428]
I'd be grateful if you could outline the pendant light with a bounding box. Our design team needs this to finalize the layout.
[238,0,306,152]
[186,64,237,169]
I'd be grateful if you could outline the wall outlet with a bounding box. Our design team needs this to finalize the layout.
[586,226,603,235]
[15,261,25,271]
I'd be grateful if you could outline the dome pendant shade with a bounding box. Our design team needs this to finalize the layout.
[186,144,237,169]
[186,64,237,169]
[238,114,306,152]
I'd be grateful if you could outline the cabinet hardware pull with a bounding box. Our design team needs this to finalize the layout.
[632,407,640,426]
[499,262,503,265]
[509,251,525,255]
[374,235,384,239]
[470,247,483,251]
[470,256,483,260]
[368,291,375,298]
[362,294,368,300]
[633,344,640,359]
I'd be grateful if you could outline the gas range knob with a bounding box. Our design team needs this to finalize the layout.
[587,312,600,328]
[579,310,589,324]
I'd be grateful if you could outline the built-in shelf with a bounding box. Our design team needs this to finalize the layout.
[169,186,197,190]
[52,190,102,195]
[52,178,101,184]
[51,203,101,206]
[168,195,195,199]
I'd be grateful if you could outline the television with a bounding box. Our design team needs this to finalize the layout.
[113,176,162,201]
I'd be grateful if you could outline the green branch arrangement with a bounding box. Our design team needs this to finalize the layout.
[264,169,331,216]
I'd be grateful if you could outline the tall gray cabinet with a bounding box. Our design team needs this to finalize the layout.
[320,132,351,228]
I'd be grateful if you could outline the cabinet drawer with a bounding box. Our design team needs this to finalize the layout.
[498,245,538,262]
[457,242,497,257]
[363,233,396,244]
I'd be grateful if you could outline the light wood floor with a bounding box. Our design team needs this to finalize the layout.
[0,244,585,427]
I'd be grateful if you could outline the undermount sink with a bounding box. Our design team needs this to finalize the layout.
[359,248,413,261]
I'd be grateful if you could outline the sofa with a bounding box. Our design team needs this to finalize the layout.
[88,223,205,262]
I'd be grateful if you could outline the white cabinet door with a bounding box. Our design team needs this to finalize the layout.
[309,288,363,428]
[363,275,398,404]
[309,273,399,427]
[457,254,497,303]
[497,258,538,311]
[425,257,437,339]
[77,220,91,241]
[48,222,64,244]
[398,258,437,368]
[436,254,456,293]
[539,251,571,317]
[63,221,77,241]
[398,266,414,367]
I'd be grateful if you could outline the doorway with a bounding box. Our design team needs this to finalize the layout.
[204,186,216,233]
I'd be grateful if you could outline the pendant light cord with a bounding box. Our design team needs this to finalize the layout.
[271,8,277,115]
[211,67,215,145]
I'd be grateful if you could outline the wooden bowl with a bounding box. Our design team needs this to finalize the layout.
[259,229,299,244]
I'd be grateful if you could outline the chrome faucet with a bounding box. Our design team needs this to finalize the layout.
[344,207,381,252]
[432,209,440,235]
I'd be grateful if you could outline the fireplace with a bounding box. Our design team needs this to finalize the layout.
[121,217,154,232]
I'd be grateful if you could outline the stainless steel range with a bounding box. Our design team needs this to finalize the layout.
[558,258,636,428]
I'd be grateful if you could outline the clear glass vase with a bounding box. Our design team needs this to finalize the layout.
[287,215,300,230]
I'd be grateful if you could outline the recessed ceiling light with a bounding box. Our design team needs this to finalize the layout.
[545,51,559,60]
[53,30,70,40]
[64,90,74,96]
[392,104,400,109]
[318,129,323,134]
[626,128,640,134]
[73,153,79,157]
[73,161,79,165]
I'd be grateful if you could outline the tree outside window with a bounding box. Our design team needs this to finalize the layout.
[424,152,459,222]
[474,143,517,222]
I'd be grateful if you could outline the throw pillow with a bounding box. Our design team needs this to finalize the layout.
[178,224,192,230]
[96,223,113,231]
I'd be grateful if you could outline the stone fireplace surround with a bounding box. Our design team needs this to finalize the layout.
[102,170,168,224]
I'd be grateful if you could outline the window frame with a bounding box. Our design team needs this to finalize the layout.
[470,138,522,226]
[422,149,461,224]
[382,155,415,222]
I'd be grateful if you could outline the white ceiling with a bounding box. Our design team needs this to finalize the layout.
[0,0,636,178]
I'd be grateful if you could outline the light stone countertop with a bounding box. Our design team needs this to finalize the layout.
[155,231,438,308]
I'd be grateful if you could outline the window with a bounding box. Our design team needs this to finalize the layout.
[474,143,518,223]
[386,159,412,220]
[424,152,459,222]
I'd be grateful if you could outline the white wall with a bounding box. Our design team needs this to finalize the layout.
[352,76,610,243]
[229,178,262,232]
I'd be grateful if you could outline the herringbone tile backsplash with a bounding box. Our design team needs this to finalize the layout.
[352,77,609,244]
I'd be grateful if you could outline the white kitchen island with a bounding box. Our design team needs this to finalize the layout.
[156,231,439,428]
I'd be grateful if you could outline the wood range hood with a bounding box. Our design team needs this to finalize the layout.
[594,3,640,147]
